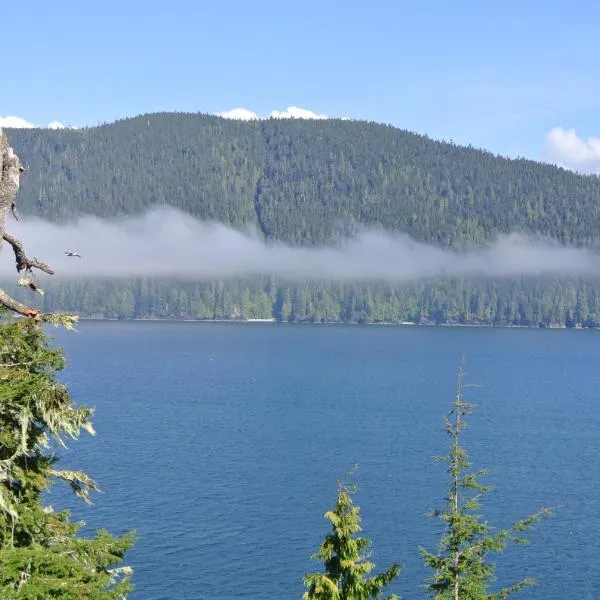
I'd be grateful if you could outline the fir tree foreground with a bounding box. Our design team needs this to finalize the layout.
[0,315,134,598]
[303,478,400,600]
[0,126,134,597]
[421,365,553,599]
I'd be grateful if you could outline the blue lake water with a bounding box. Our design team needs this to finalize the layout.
[50,322,600,599]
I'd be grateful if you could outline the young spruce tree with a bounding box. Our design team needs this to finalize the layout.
[304,477,400,600]
[421,365,552,600]
[0,315,134,598]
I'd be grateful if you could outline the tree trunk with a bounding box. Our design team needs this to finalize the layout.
[0,128,55,318]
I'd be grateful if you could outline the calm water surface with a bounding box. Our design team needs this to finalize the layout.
[51,322,600,599]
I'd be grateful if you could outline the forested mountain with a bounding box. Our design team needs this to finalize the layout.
[10,113,600,247]
[6,113,600,326]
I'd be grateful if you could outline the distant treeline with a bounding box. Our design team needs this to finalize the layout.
[8,276,600,327]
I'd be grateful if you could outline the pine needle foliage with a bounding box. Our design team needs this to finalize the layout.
[420,364,552,600]
[0,317,134,598]
[304,478,401,600]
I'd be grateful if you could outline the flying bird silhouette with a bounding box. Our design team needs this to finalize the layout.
[64,251,81,258]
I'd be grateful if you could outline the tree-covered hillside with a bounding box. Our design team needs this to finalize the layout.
[7,113,600,326]
[9,113,600,248]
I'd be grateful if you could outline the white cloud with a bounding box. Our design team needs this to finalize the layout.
[215,106,331,121]
[543,127,600,174]
[0,116,78,130]
[0,116,36,129]
[3,108,337,131]
[216,108,259,121]
[268,106,327,120]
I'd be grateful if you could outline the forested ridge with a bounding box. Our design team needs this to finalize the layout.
[7,113,600,326]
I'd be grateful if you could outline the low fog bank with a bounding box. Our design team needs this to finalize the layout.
[2,206,600,282]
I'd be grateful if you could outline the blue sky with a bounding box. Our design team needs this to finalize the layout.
[4,0,600,168]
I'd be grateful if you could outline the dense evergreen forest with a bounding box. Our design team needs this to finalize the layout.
[2,275,597,328]
[7,113,600,326]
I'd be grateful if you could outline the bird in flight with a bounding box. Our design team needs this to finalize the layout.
[64,251,81,258]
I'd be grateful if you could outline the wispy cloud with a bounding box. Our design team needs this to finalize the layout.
[3,206,599,283]
[215,108,259,121]
[543,127,600,174]
[4,107,335,129]
[0,116,73,130]
[217,106,330,121]
[268,106,327,120]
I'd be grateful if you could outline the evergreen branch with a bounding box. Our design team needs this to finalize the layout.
[49,469,100,504]
[0,486,19,520]
[490,577,536,599]
[41,313,79,330]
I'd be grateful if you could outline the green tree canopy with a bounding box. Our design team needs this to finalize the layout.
[304,477,400,600]
[421,365,552,599]
[0,316,134,598]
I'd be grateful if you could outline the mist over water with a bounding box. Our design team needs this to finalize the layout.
[2,206,599,281]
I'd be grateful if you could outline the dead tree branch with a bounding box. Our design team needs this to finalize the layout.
[0,290,41,319]
[2,232,55,275]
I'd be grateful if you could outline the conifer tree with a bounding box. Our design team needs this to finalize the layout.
[304,478,400,600]
[421,365,552,599]
[0,315,134,598]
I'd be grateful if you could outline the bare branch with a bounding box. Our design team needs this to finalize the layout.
[0,289,41,320]
[3,232,55,275]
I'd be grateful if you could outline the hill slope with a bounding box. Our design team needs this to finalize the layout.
[9,112,600,248]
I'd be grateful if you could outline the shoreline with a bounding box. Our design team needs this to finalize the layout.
[73,316,593,330]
